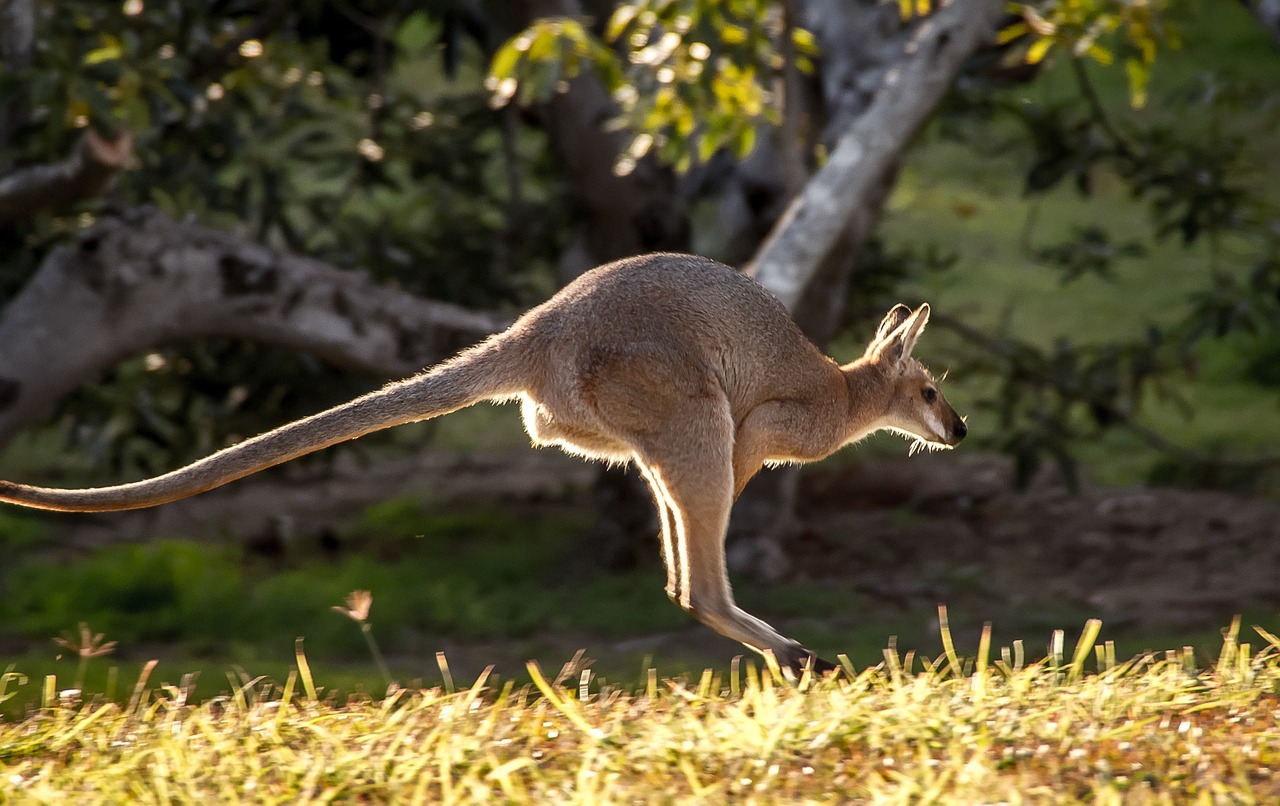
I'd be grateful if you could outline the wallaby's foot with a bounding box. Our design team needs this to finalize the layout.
[775,644,842,680]
[806,653,841,676]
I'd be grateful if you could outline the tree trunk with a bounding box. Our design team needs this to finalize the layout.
[0,207,509,449]
[748,0,1006,307]
[729,0,1004,581]
[518,0,691,282]
[1246,0,1280,48]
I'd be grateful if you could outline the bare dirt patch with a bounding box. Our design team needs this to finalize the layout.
[794,453,1280,632]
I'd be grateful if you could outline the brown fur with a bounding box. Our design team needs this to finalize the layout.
[0,253,965,673]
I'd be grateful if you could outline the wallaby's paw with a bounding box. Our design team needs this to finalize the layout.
[775,644,842,681]
[794,652,841,681]
[806,654,841,676]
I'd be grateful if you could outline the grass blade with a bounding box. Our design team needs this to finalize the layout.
[1068,619,1102,682]
[938,605,963,678]
[295,637,318,702]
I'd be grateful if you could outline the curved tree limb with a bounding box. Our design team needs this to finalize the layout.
[747,0,1005,309]
[1245,0,1280,48]
[0,206,511,449]
[0,130,133,224]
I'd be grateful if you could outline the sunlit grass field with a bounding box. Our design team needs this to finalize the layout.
[4,618,1279,802]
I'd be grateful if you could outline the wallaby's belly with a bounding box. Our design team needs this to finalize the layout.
[511,253,832,453]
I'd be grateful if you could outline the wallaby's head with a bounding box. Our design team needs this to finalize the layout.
[860,303,967,452]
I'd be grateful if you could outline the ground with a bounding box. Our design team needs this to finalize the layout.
[794,453,1280,633]
[29,447,1280,683]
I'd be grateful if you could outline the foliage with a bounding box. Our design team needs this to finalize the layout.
[489,0,818,173]
[942,322,1189,489]
[4,0,1279,490]
[4,540,247,644]
[0,511,49,553]
[13,2,560,301]
[1000,0,1183,108]
[2,1,570,471]
[486,0,1280,486]
[52,342,371,476]
[3,620,1280,800]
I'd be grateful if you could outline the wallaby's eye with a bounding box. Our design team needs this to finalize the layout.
[922,387,938,404]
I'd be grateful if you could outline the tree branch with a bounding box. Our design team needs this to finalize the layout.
[747,0,1005,309]
[1245,0,1280,49]
[0,130,134,225]
[0,206,511,449]
[1070,55,1133,159]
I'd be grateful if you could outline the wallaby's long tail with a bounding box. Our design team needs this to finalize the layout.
[0,338,526,512]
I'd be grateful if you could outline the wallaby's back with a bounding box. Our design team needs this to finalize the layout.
[513,254,833,411]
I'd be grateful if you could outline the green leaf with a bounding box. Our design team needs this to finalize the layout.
[721,24,748,45]
[996,22,1029,45]
[1125,57,1149,109]
[791,27,819,56]
[1025,37,1054,65]
[732,124,756,160]
[84,35,123,66]
[1084,43,1113,66]
[697,130,719,163]
[605,5,640,42]
[527,27,556,63]
[395,11,435,54]
[489,40,522,81]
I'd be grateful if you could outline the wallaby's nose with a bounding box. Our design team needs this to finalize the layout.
[951,417,968,443]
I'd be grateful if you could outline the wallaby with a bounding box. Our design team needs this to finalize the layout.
[0,253,965,674]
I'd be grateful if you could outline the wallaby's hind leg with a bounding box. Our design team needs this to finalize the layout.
[632,399,834,675]
[635,463,682,604]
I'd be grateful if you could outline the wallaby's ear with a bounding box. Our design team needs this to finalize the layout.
[871,303,930,368]
[873,304,913,345]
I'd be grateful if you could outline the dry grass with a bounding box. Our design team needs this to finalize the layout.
[3,616,1279,803]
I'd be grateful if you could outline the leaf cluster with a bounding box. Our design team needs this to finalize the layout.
[489,0,819,173]
[51,340,369,476]
[1000,0,1183,108]
[944,319,1190,489]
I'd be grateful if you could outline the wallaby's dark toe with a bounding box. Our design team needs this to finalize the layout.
[806,654,841,677]
[780,648,842,680]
